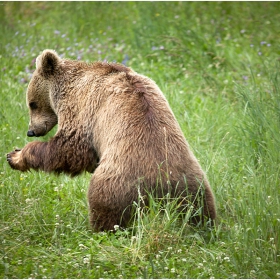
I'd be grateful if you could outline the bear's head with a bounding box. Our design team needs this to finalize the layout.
[26,50,60,137]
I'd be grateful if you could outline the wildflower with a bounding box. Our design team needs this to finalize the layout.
[224,256,230,262]
[83,257,90,264]
[122,54,129,66]
[79,243,86,249]
[250,270,256,277]
[171,268,176,273]
[114,225,120,231]
[258,52,262,56]
[240,29,246,33]
[182,258,187,262]
[73,263,79,268]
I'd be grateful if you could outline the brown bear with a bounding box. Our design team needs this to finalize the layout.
[7,49,216,231]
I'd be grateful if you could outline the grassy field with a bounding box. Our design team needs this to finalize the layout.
[1,2,280,278]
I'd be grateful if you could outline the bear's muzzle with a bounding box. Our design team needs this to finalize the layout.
[27,130,36,137]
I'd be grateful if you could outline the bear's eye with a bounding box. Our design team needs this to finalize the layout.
[29,102,38,110]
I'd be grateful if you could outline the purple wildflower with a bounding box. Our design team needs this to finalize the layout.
[122,54,129,66]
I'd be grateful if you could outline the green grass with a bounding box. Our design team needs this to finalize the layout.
[1,2,280,278]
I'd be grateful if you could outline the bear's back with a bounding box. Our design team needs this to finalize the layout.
[89,63,199,187]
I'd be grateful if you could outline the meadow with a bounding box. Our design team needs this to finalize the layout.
[0,2,280,278]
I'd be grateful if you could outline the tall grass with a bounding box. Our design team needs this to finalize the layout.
[1,2,280,278]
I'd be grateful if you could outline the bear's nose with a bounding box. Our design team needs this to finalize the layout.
[27,130,36,137]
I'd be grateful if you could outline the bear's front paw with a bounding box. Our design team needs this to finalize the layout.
[7,149,28,172]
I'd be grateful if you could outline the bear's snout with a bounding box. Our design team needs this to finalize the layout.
[27,130,36,137]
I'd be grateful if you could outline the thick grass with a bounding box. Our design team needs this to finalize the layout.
[1,2,280,278]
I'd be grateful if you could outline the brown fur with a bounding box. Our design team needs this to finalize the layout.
[7,49,216,231]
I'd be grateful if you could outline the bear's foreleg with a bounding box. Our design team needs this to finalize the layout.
[7,148,29,172]
[7,139,97,176]
[87,173,134,231]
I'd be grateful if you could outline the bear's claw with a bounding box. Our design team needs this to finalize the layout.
[6,149,22,169]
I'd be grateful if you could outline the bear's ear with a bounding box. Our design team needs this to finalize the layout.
[36,49,61,77]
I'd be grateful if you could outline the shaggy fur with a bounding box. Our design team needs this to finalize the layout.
[7,49,216,231]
